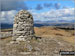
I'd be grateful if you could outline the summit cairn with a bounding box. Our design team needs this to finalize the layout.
[13,10,35,41]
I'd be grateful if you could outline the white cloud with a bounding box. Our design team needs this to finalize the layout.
[31,8,75,22]
[0,10,17,24]
[0,8,74,24]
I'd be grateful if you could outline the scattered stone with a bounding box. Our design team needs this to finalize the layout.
[26,44,33,52]
[9,41,20,44]
[20,52,31,55]
[34,47,40,51]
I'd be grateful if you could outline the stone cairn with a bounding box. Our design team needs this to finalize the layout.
[13,10,35,41]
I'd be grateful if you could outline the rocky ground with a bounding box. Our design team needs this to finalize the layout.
[0,26,75,56]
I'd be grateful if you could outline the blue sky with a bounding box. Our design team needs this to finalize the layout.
[24,1,74,13]
[0,0,75,24]
[25,1,74,8]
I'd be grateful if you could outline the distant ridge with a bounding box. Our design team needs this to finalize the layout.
[1,23,74,29]
[1,23,13,29]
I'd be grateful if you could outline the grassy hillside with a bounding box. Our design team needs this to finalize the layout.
[1,26,75,45]
[0,26,75,56]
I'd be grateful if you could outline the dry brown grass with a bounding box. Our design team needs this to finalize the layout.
[1,28,13,32]
[34,27,73,36]
[62,36,75,45]
[34,26,75,45]
[1,26,75,45]
[0,26,75,56]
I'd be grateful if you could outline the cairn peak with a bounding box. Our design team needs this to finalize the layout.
[13,10,35,41]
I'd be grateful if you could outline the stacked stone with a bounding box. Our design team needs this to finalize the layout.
[13,10,35,41]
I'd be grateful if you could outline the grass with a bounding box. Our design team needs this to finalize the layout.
[62,36,75,45]
[0,27,74,56]
[1,26,74,45]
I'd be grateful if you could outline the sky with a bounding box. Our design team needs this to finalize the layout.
[0,0,75,24]
[25,1,74,13]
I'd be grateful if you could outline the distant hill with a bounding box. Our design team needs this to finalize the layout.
[1,22,74,29]
[1,23,13,29]
[34,24,44,27]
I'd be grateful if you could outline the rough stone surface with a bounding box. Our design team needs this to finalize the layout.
[0,32,12,39]
[0,35,74,56]
[13,10,35,41]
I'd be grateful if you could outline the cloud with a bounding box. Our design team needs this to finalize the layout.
[44,3,52,8]
[35,4,43,10]
[54,3,60,9]
[0,8,74,24]
[63,6,69,9]
[1,0,29,11]
[0,10,17,24]
[31,8,74,22]
[0,9,37,24]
